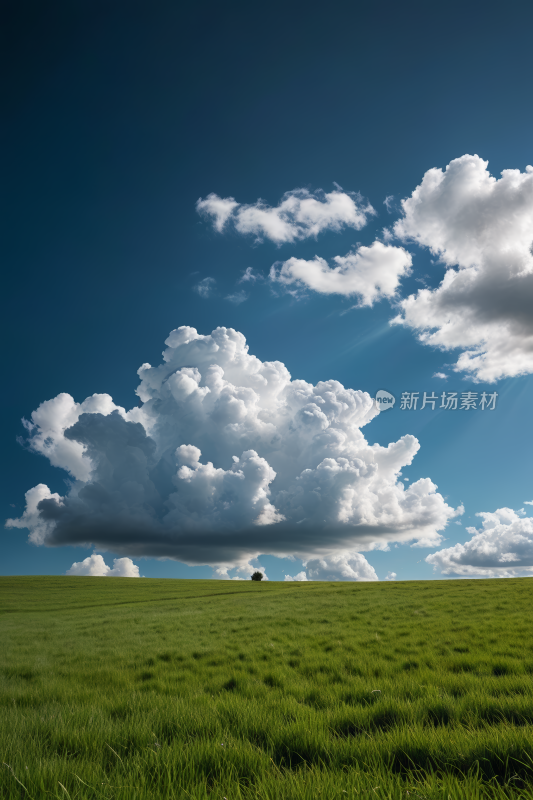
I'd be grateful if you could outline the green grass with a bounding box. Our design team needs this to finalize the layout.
[2,576,533,799]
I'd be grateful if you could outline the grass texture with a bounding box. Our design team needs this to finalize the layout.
[2,576,533,799]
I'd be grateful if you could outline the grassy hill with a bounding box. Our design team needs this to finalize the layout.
[2,576,533,799]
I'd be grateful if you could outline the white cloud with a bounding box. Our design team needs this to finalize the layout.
[270,242,412,306]
[410,502,464,547]
[283,552,377,581]
[239,267,263,283]
[426,508,533,577]
[193,277,216,298]
[304,552,378,581]
[6,484,64,545]
[433,372,448,380]
[284,571,308,581]
[6,326,459,573]
[392,155,533,382]
[196,188,375,244]
[18,393,123,482]
[213,561,269,580]
[383,196,395,214]
[196,194,239,232]
[225,290,248,304]
[524,500,533,506]
[385,571,397,580]
[66,554,140,577]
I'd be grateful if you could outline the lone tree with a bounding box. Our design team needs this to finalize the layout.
[251,571,264,581]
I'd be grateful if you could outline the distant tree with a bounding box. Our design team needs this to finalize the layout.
[251,571,264,581]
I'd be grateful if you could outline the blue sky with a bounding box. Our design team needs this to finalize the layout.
[3,0,533,582]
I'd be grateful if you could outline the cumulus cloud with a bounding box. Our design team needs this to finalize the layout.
[306,552,378,581]
[196,188,374,244]
[6,484,65,545]
[433,372,448,380]
[426,508,533,577]
[270,242,412,306]
[18,393,120,482]
[66,554,140,577]
[213,562,269,580]
[392,155,533,382]
[283,552,377,581]
[6,326,459,573]
[284,571,308,582]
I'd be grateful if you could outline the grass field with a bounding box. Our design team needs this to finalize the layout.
[2,576,533,799]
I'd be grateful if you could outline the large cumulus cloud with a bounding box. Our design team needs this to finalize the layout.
[392,155,533,382]
[6,326,459,576]
[427,508,533,577]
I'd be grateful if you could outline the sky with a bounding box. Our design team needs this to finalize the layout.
[2,0,533,583]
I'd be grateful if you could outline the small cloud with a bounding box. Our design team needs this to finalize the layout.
[238,267,263,283]
[213,562,269,581]
[193,277,216,298]
[433,372,448,380]
[270,242,412,306]
[196,193,239,232]
[66,554,140,577]
[524,500,533,506]
[226,290,248,305]
[383,195,395,214]
[284,571,308,582]
[385,571,397,580]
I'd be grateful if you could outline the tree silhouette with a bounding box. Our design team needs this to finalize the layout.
[251,571,264,581]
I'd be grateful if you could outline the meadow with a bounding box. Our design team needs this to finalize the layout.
[2,576,533,799]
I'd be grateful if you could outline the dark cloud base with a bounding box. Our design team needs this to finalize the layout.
[38,496,411,564]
